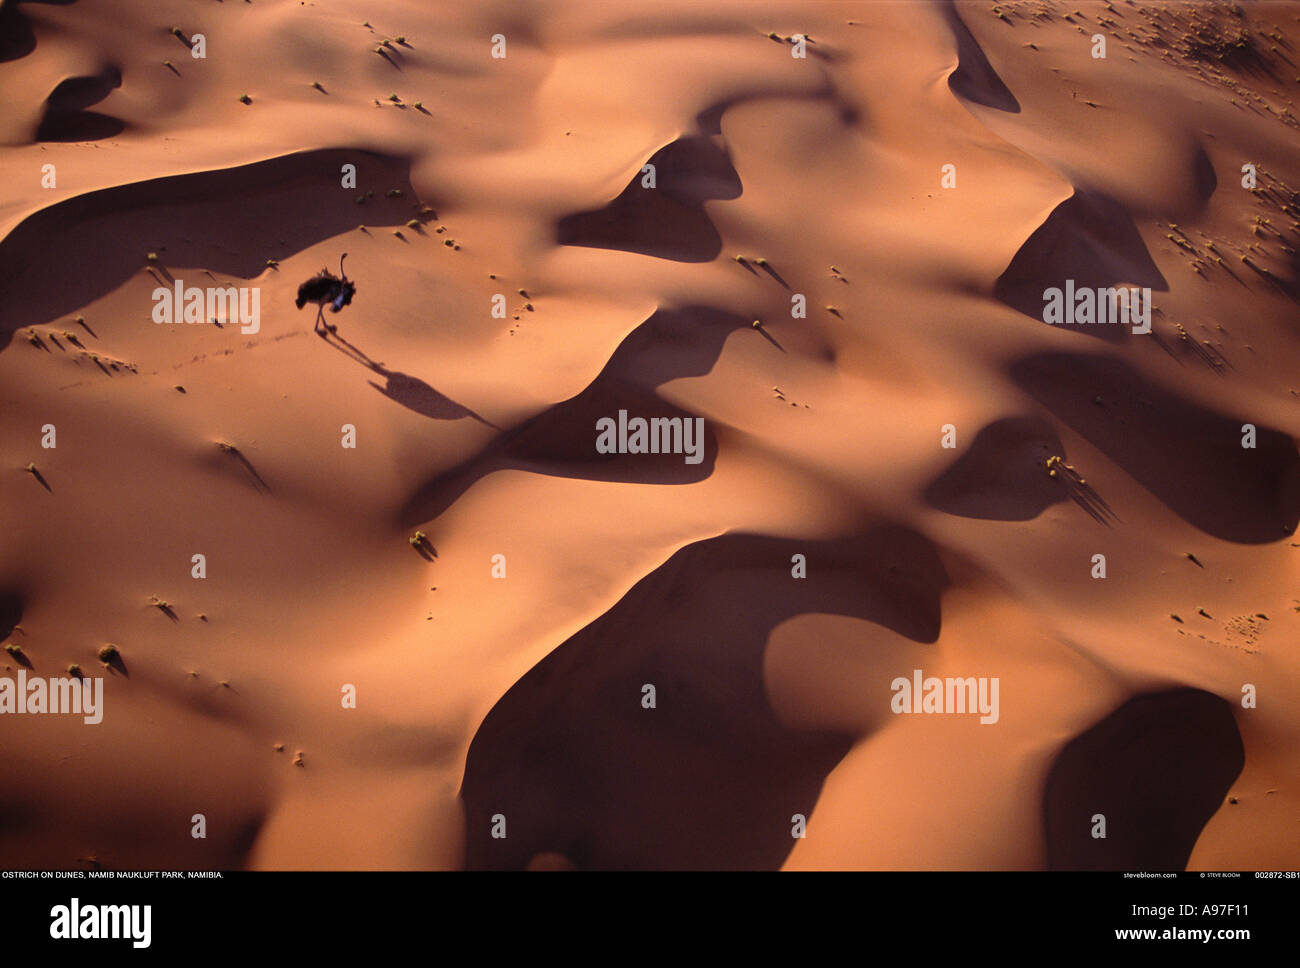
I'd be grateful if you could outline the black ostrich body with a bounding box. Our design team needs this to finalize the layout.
[296,253,356,332]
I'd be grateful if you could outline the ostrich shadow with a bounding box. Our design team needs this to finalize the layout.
[321,329,497,428]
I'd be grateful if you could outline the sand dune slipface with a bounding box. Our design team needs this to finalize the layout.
[398,305,734,525]
[1010,352,1300,543]
[942,0,1021,112]
[994,190,1169,340]
[34,64,124,142]
[461,527,946,871]
[1044,689,1245,870]
[0,148,416,351]
[924,415,1071,521]
[0,0,1298,874]
[557,136,742,262]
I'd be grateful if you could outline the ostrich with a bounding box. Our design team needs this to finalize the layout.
[296,253,356,333]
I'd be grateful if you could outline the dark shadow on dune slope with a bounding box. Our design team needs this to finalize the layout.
[64,801,263,870]
[461,525,949,871]
[925,415,1067,521]
[556,136,741,262]
[1010,352,1300,543]
[0,148,417,352]
[995,191,1168,342]
[1251,199,1300,304]
[36,107,122,142]
[941,0,1019,112]
[35,66,124,141]
[1043,688,1244,870]
[0,0,35,61]
[0,0,75,62]
[925,415,1116,524]
[399,306,751,526]
[1283,244,1300,305]
[0,590,21,641]
[1177,12,1283,81]
[1192,142,1218,202]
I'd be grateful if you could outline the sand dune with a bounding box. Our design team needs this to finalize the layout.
[2,0,1299,871]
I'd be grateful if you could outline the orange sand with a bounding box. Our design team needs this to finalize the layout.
[1,0,1298,870]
